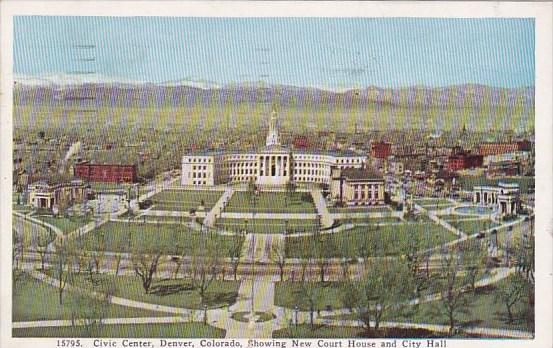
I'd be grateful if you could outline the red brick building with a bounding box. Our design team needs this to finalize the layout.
[371,142,392,159]
[447,153,484,171]
[74,162,137,183]
[478,141,531,156]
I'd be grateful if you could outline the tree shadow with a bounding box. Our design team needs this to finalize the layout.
[148,281,195,296]
[203,291,238,307]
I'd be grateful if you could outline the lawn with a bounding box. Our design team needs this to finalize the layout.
[328,206,391,213]
[132,215,194,224]
[272,324,451,338]
[216,218,319,234]
[323,276,534,333]
[414,198,453,206]
[334,217,402,224]
[63,274,240,310]
[77,222,243,255]
[285,223,456,258]
[150,190,223,211]
[447,219,499,234]
[275,282,345,312]
[35,215,93,234]
[12,274,163,322]
[225,191,316,213]
[404,276,534,332]
[13,322,226,338]
[13,204,33,213]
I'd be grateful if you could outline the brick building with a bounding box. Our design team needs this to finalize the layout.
[447,153,484,171]
[74,162,137,183]
[371,141,392,159]
[478,141,531,157]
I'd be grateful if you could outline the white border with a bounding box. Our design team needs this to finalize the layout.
[1,2,551,348]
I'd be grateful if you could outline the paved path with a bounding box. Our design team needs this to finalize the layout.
[310,189,334,228]
[205,187,235,227]
[225,276,280,338]
[413,202,467,238]
[221,212,318,219]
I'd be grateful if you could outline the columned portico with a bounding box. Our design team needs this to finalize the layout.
[256,152,290,186]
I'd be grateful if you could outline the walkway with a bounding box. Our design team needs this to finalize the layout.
[242,234,283,263]
[204,187,235,227]
[310,189,334,228]
[225,276,280,338]
[413,202,467,238]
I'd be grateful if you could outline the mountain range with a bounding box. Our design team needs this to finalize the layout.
[13,74,534,109]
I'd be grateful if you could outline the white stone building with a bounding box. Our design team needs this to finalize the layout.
[473,182,521,216]
[182,109,367,187]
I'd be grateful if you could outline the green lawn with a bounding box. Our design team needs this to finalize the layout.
[414,198,453,206]
[323,276,534,333]
[225,191,316,213]
[77,222,243,255]
[285,223,456,258]
[131,215,197,224]
[275,282,345,312]
[12,274,163,322]
[35,216,93,234]
[63,274,240,310]
[13,204,33,213]
[216,218,319,234]
[405,277,534,332]
[272,324,454,338]
[328,206,391,213]
[334,217,402,224]
[13,322,226,338]
[150,190,223,211]
[448,220,499,234]
[458,176,535,194]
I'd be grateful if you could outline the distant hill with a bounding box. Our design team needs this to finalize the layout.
[13,76,534,109]
[12,76,534,133]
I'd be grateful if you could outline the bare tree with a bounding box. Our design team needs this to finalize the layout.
[228,234,243,281]
[299,278,320,328]
[190,244,221,305]
[36,227,56,271]
[132,251,162,294]
[90,231,107,274]
[400,233,426,296]
[13,229,24,288]
[340,281,361,314]
[356,259,413,334]
[312,237,333,283]
[461,243,486,293]
[271,242,286,282]
[435,247,470,335]
[494,273,529,323]
[54,239,73,305]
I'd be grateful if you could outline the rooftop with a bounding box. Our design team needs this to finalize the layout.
[341,167,383,181]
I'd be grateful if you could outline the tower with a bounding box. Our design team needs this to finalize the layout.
[265,106,281,147]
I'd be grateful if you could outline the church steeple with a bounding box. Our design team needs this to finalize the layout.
[266,106,281,147]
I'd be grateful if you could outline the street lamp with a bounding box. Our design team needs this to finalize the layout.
[203,304,208,325]
[294,305,299,326]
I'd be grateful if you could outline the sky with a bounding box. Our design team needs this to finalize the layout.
[14,17,535,89]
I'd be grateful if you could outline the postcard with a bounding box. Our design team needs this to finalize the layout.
[1,2,551,348]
